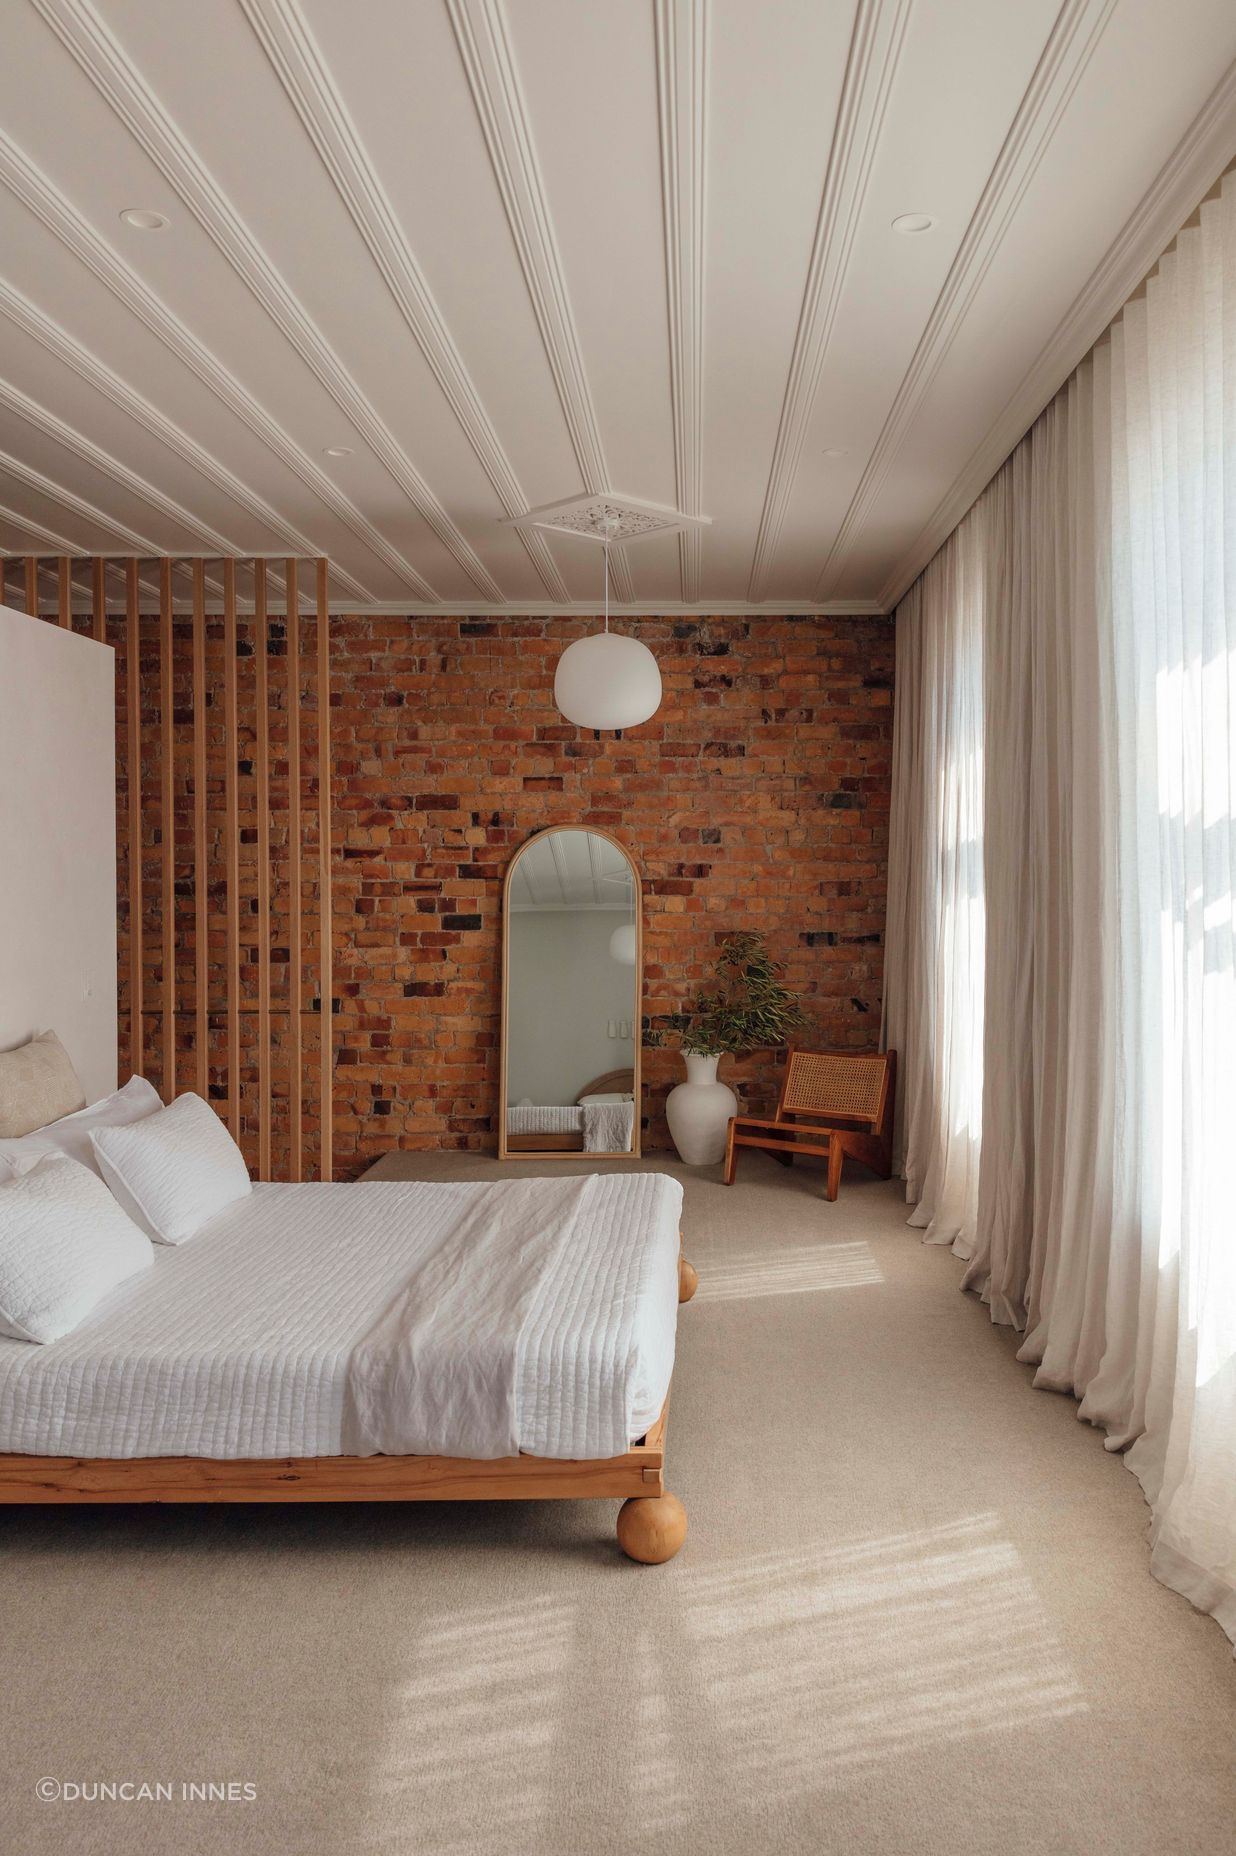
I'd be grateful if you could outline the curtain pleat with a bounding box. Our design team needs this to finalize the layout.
[884,169,1236,1650]
[883,513,984,1255]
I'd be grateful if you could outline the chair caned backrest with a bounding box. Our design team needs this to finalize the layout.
[778,1050,889,1126]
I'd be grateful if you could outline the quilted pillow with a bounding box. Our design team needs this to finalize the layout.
[0,1031,86,1139]
[0,1076,163,1184]
[0,1153,152,1344]
[91,1091,251,1245]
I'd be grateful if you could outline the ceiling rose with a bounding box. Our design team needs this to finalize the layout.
[503,492,710,547]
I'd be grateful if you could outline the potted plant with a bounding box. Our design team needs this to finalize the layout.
[662,933,809,1165]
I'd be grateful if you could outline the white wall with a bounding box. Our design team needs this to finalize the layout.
[507,909,636,1104]
[0,606,117,1105]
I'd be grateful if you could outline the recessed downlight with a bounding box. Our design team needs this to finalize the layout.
[323,445,354,458]
[119,207,168,230]
[892,212,935,235]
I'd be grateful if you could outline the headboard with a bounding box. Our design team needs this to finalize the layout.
[0,606,117,1105]
[576,1068,636,1102]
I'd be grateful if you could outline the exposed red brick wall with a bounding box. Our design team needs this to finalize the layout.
[329,612,893,1176]
[93,601,890,1180]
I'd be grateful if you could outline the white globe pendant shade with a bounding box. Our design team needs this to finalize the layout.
[553,630,662,731]
[609,922,637,965]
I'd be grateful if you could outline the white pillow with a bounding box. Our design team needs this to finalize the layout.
[91,1092,251,1245]
[0,1076,163,1184]
[0,1153,152,1344]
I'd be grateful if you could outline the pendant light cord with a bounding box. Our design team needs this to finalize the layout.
[603,541,609,634]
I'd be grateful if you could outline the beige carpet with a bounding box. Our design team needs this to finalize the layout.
[3,1154,1235,1856]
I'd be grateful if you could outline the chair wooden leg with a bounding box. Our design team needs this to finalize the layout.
[825,1138,844,1202]
[723,1120,737,1185]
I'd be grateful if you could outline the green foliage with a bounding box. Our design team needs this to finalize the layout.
[674,932,809,1057]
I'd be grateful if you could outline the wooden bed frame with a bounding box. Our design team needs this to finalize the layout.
[0,1252,698,1565]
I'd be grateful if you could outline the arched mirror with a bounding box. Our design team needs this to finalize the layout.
[500,827,642,1159]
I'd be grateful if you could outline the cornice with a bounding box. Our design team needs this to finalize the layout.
[318,597,888,617]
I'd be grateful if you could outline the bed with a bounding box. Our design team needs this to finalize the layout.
[0,1166,697,1562]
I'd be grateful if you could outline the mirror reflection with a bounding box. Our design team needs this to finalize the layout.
[502,828,640,1157]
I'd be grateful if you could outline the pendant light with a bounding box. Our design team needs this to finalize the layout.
[553,522,662,731]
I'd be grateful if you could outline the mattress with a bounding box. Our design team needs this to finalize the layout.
[0,1173,683,1461]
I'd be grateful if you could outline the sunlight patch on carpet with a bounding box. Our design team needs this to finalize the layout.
[695,1240,884,1301]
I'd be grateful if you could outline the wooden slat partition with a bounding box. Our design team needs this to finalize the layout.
[254,562,272,1181]
[159,559,175,1100]
[91,558,107,642]
[223,560,240,1143]
[125,558,142,1077]
[286,557,303,1181]
[13,554,334,1182]
[192,561,208,1100]
[317,557,333,1183]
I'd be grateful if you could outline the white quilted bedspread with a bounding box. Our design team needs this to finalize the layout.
[0,1173,683,1461]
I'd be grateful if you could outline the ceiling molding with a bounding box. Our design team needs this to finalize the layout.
[876,53,1236,613]
[4,2,1228,615]
[237,0,568,605]
[0,278,371,601]
[29,0,488,604]
[445,0,636,603]
[746,0,913,603]
[0,499,90,555]
[817,0,1117,601]
[0,374,253,559]
[0,126,436,600]
[315,598,888,618]
[0,444,158,552]
[0,539,163,607]
[654,0,709,604]
[0,566,886,620]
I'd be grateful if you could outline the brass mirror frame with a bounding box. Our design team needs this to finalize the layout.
[498,826,643,1161]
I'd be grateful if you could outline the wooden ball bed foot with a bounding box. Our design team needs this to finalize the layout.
[678,1256,698,1303]
[617,1491,688,1563]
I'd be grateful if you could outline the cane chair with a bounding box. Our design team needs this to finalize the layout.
[723,1049,896,1201]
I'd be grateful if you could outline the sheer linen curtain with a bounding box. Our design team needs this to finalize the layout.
[965,364,1120,1369]
[885,170,1236,1647]
[882,509,985,1255]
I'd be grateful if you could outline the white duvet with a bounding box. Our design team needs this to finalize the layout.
[0,1173,683,1462]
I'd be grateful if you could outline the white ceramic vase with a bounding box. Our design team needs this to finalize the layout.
[665,1051,738,1166]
